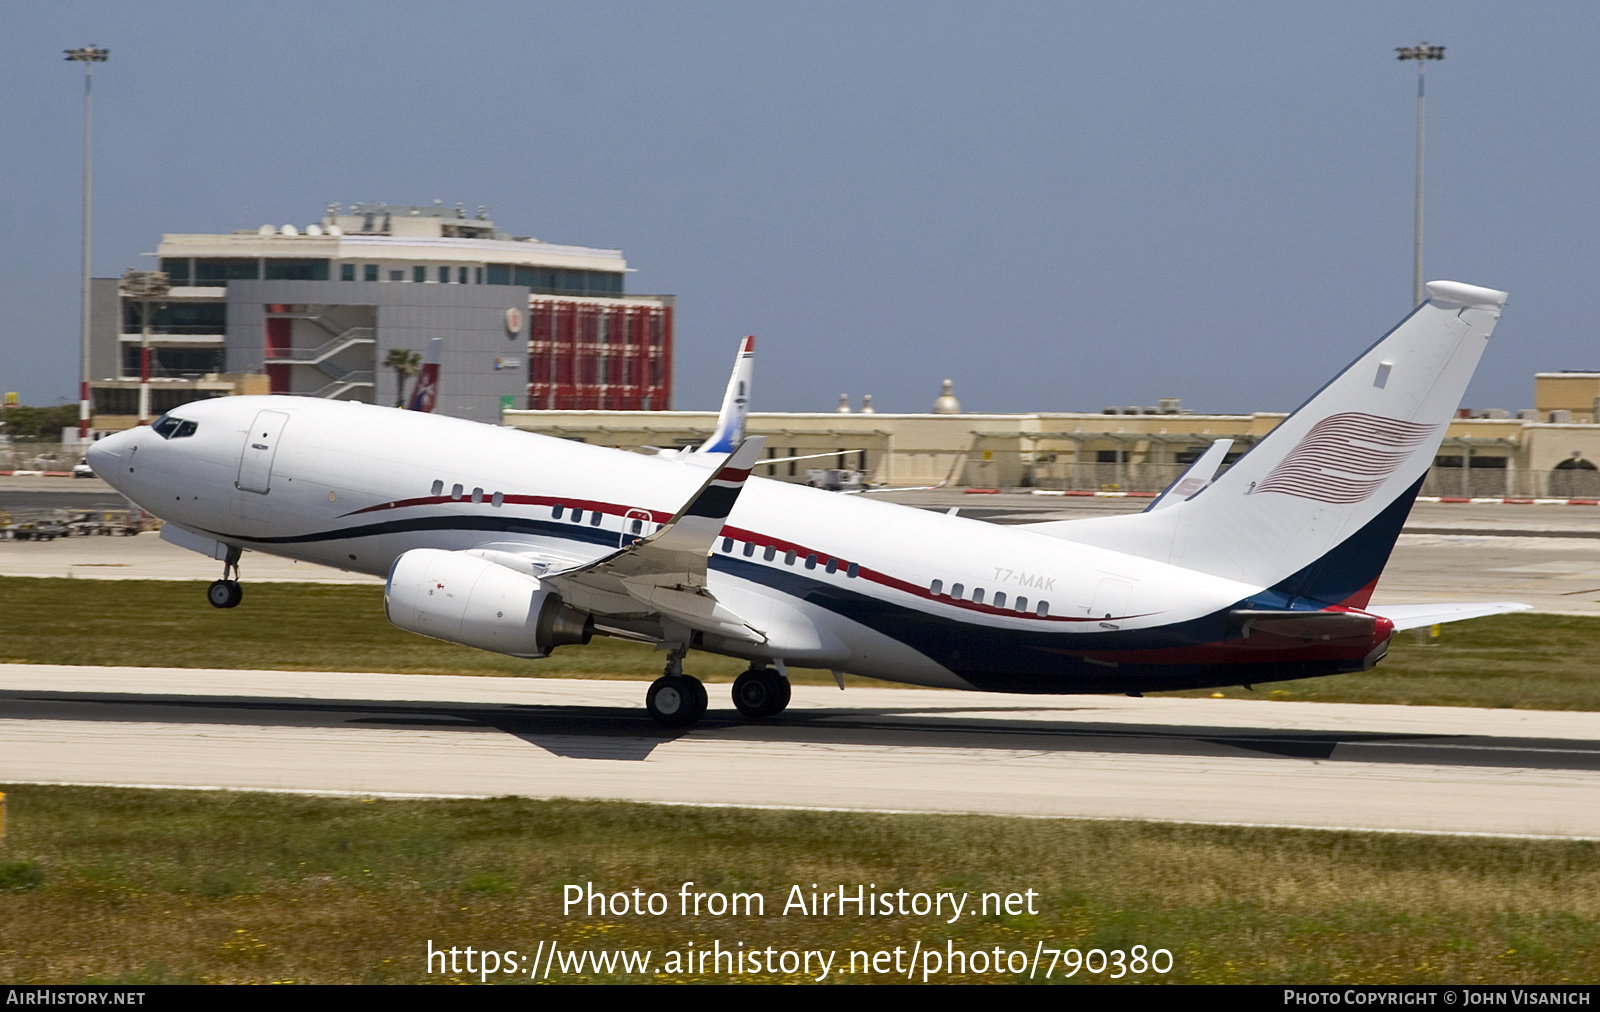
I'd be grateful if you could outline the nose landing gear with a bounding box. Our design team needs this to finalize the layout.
[207,546,244,609]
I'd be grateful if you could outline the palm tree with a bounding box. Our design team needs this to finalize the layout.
[384,348,422,407]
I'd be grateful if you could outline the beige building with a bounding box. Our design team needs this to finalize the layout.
[505,397,1600,499]
[1535,372,1600,424]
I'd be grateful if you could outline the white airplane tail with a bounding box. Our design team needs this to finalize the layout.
[405,338,444,412]
[696,336,755,455]
[1030,281,1508,609]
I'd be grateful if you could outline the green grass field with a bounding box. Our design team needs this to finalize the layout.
[0,786,1597,984]
[3,576,1599,707]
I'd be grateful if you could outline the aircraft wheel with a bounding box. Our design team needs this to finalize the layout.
[732,667,791,719]
[647,674,706,727]
[208,579,243,609]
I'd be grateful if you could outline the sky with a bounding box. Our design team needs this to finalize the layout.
[1,1,1595,415]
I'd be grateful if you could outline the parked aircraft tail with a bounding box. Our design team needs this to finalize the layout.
[696,336,755,454]
[405,338,444,412]
[1030,281,1509,609]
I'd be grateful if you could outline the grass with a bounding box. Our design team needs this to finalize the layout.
[3,577,1600,707]
[0,785,1596,984]
[0,576,852,687]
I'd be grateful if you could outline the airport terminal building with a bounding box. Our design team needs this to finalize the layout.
[87,203,674,428]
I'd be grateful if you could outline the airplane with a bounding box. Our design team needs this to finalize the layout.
[87,280,1528,726]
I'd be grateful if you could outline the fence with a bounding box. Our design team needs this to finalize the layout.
[0,442,85,473]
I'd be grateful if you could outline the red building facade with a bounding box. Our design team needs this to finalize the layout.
[526,297,673,410]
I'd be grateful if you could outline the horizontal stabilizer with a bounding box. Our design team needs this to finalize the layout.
[1231,608,1379,642]
[1363,601,1532,631]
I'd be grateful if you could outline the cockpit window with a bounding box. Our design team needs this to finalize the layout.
[152,415,198,439]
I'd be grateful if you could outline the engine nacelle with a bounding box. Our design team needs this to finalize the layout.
[384,548,594,658]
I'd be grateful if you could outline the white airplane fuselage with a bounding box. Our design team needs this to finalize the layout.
[89,394,1350,694]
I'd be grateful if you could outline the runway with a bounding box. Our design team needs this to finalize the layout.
[4,664,1598,838]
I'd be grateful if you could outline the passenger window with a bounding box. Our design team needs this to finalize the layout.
[633,519,644,534]
[722,538,734,553]
[1037,601,1050,617]
[471,487,483,503]
[491,491,503,508]
[805,554,817,570]
[589,511,602,526]
[1016,597,1028,613]
[971,588,984,604]
[743,542,755,557]
[784,550,797,566]
[764,546,776,562]
[552,505,564,519]
[432,480,444,496]
[993,591,1006,609]
[826,558,838,574]
[451,483,463,500]
[847,562,859,578]
[571,509,584,523]
[930,579,943,596]
[951,583,964,600]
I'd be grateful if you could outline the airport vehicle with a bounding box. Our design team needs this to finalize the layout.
[72,458,95,479]
[86,282,1526,725]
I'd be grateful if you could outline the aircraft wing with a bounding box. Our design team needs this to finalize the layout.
[541,436,769,642]
[1363,601,1532,631]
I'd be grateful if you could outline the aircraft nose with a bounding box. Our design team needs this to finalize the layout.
[86,431,131,486]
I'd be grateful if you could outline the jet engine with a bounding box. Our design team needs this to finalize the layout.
[384,548,593,658]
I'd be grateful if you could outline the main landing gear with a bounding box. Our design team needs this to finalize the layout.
[207,546,244,609]
[732,665,791,719]
[645,644,708,727]
[644,650,794,727]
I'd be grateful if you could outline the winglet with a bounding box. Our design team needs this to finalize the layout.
[696,336,755,454]
[649,435,767,556]
[405,338,444,412]
[1145,439,1232,513]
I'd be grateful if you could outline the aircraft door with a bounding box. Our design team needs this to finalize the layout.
[621,508,654,547]
[236,410,290,494]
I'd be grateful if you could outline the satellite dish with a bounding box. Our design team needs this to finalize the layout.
[326,224,343,236]
[306,224,324,236]
[257,224,274,236]
[279,224,299,237]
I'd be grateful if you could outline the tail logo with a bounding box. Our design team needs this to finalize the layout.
[1253,412,1437,504]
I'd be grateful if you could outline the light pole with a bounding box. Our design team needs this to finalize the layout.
[1396,42,1444,307]
[65,45,108,439]
[119,270,169,425]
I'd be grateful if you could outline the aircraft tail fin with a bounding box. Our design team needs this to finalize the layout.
[696,336,755,455]
[405,338,444,412]
[1029,281,1508,608]
[1144,439,1232,513]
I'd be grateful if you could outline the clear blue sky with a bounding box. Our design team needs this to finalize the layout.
[2,1,1594,415]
